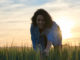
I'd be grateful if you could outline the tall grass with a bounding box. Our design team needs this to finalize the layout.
[0,46,80,60]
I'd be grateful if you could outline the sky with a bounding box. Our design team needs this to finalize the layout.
[0,0,80,47]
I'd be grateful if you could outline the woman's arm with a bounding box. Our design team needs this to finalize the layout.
[40,32,52,52]
[30,24,37,50]
[43,40,52,53]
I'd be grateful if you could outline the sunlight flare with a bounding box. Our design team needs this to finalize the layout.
[55,16,74,39]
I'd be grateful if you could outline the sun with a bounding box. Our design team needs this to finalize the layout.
[55,16,74,40]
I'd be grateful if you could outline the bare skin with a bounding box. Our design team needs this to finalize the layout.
[36,15,45,30]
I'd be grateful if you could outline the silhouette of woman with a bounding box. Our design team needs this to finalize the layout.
[30,9,62,58]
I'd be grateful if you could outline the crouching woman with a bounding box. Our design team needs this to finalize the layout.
[30,9,62,59]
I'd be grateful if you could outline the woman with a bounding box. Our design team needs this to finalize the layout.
[30,9,62,57]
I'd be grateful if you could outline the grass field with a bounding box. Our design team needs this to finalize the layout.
[0,46,80,60]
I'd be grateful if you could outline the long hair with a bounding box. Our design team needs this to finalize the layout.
[31,9,53,28]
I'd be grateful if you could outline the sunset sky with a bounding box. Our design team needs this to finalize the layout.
[0,0,80,47]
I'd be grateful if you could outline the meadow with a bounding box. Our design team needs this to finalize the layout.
[0,46,80,60]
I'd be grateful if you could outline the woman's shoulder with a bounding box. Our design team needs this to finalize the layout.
[30,24,39,33]
[50,21,59,30]
[31,24,36,28]
[30,24,35,32]
[31,24,38,30]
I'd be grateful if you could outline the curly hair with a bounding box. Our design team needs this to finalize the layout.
[31,9,53,28]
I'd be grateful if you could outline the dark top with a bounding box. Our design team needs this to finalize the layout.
[39,33,47,50]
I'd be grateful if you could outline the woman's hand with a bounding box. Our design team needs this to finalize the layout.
[43,49,48,54]
[41,49,49,56]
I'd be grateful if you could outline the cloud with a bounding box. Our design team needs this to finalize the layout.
[41,0,80,11]
[0,0,80,25]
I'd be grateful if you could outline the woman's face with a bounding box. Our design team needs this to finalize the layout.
[36,15,45,30]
